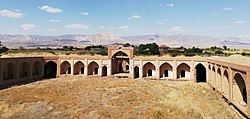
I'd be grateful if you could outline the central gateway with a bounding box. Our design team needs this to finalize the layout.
[108,46,134,76]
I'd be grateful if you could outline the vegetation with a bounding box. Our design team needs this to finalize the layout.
[0,41,9,54]
[1,42,250,57]
[137,43,160,55]
[0,77,240,118]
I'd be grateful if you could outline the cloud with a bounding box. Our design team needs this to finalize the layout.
[223,7,232,11]
[20,24,37,30]
[170,26,185,32]
[128,15,141,19]
[81,12,89,16]
[49,29,59,32]
[166,3,174,7]
[210,26,230,29]
[234,21,245,24]
[49,19,61,22]
[117,26,131,30]
[65,23,89,29]
[210,12,220,16]
[98,26,105,29]
[39,6,63,13]
[158,22,164,25]
[0,9,25,18]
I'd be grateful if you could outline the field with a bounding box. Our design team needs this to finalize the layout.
[0,77,241,119]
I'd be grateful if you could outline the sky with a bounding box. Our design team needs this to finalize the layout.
[0,0,249,37]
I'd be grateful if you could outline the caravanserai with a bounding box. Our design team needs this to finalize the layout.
[0,46,250,117]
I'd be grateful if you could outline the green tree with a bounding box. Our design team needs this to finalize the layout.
[0,41,9,54]
[223,45,227,50]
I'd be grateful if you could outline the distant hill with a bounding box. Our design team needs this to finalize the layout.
[0,33,250,48]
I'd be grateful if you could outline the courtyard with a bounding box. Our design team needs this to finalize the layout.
[0,77,241,119]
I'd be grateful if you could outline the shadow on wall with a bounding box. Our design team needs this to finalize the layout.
[0,57,58,90]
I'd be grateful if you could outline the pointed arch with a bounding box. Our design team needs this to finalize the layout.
[134,66,139,79]
[44,61,57,79]
[195,63,206,82]
[74,61,85,75]
[19,61,30,78]
[3,62,16,80]
[33,61,42,76]
[102,66,107,77]
[233,73,247,104]
[88,61,99,75]
[60,61,71,75]
[159,62,173,79]
[222,69,230,98]
[177,63,190,79]
[143,62,156,77]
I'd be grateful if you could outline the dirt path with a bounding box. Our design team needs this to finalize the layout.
[0,77,242,119]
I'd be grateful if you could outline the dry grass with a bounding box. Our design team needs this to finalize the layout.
[0,77,241,119]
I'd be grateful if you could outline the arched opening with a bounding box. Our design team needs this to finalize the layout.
[102,66,107,76]
[164,70,168,77]
[177,63,190,79]
[60,61,71,75]
[195,63,206,83]
[88,61,99,75]
[233,73,247,105]
[81,67,84,74]
[33,61,42,76]
[222,70,229,98]
[94,68,98,74]
[119,63,123,72]
[19,62,30,78]
[159,63,173,79]
[74,61,84,75]
[43,61,57,79]
[68,67,71,74]
[148,69,152,76]
[3,62,16,80]
[181,70,185,77]
[134,66,139,79]
[111,51,130,74]
[143,62,156,77]
[126,65,129,71]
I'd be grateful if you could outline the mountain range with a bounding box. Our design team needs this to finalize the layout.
[0,32,250,48]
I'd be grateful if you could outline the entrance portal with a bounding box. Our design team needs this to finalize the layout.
[44,61,57,79]
[111,51,130,74]
[196,64,206,83]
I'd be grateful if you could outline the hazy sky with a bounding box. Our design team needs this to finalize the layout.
[0,0,249,37]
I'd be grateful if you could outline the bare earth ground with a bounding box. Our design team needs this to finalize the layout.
[0,77,241,119]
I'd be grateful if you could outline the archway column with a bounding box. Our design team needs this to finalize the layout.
[191,60,194,82]
[229,67,233,100]
[139,60,143,78]
[107,59,111,76]
[206,62,210,84]
[84,65,88,76]
[156,60,160,79]
[173,60,177,80]
[221,67,225,93]
[0,61,3,83]
[70,59,74,76]
[28,61,32,79]
[130,59,134,78]
[220,66,223,93]
[16,62,20,80]
[41,62,45,78]
[214,66,217,88]
[56,61,60,77]
[246,71,250,115]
